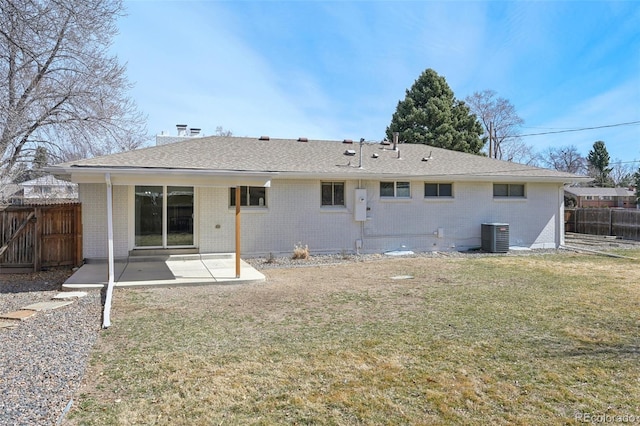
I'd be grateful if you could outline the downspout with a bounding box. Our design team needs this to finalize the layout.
[102,173,115,329]
[359,179,364,253]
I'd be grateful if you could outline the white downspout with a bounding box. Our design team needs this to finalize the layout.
[102,173,115,329]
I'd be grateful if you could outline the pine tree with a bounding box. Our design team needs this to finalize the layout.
[386,69,484,154]
[587,141,613,187]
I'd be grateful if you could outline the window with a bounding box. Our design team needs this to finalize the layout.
[493,183,525,198]
[135,185,194,247]
[230,186,266,207]
[425,183,453,198]
[380,181,411,198]
[321,182,345,206]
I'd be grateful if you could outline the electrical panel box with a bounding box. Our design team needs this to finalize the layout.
[354,189,367,221]
[481,223,509,253]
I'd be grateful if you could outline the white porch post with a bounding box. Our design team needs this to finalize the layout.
[102,173,116,328]
[235,186,241,278]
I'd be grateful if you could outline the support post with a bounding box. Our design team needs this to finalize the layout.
[235,186,241,278]
[102,173,115,329]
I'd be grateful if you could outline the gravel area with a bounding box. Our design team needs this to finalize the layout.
[245,247,561,270]
[0,269,102,426]
[245,235,640,270]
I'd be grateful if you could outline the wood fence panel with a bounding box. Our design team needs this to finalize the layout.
[0,203,82,271]
[612,209,640,240]
[575,209,610,235]
[567,208,640,241]
[0,208,35,266]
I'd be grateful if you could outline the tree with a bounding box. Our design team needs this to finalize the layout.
[609,160,635,187]
[386,69,484,154]
[539,145,587,174]
[215,126,233,137]
[465,89,525,160]
[0,0,147,181]
[587,141,613,187]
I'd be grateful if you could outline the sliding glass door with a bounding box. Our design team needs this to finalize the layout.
[135,185,194,248]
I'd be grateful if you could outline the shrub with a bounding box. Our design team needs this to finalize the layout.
[292,243,309,260]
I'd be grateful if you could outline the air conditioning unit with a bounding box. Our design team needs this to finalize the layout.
[481,223,509,253]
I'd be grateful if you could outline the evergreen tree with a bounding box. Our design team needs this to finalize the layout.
[587,141,613,187]
[386,69,484,154]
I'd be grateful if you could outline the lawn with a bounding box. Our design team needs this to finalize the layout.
[67,250,640,425]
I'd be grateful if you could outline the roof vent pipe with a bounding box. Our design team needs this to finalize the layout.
[392,132,399,151]
[177,124,188,136]
[190,128,201,136]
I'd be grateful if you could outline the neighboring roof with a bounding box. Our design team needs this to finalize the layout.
[20,175,78,187]
[564,186,635,197]
[49,136,590,183]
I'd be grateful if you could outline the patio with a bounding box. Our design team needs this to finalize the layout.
[62,253,265,290]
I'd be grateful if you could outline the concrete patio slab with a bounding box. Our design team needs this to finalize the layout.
[21,300,74,311]
[1,310,37,321]
[62,253,265,290]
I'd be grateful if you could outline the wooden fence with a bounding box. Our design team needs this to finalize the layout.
[0,203,82,272]
[565,208,640,241]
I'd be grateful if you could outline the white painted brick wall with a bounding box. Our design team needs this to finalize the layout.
[81,179,563,259]
[79,183,129,259]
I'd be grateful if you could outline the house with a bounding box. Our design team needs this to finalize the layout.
[564,186,637,209]
[155,124,203,146]
[18,175,78,204]
[47,135,589,264]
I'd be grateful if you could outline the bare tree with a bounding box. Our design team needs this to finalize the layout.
[465,90,526,161]
[539,145,587,174]
[609,160,635,187]
[0,0,147,181]
[215,126,233,137]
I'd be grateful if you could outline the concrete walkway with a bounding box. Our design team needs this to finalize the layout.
[62,253,265,291]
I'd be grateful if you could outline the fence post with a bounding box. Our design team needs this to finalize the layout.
[33,207,42,272]
[609,208,613,236]
[75,203,83,266]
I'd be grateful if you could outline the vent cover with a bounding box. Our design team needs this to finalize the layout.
[481,223,509,253]
[258,136,270,141]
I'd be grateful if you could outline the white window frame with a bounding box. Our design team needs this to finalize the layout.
[380,181,411,199]
[493,183,526,198]
[424,183,453,198]
[321,181,346,207]
[229,186,267,208]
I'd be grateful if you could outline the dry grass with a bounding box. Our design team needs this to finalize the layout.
[292,243,310,260]
[67,250,640,425]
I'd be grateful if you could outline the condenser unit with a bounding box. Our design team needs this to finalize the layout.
[481,223,509,253]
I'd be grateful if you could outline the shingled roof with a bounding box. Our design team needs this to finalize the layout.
[52,136,589,183]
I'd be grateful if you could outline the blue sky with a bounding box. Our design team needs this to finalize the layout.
[113,0,640,164]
